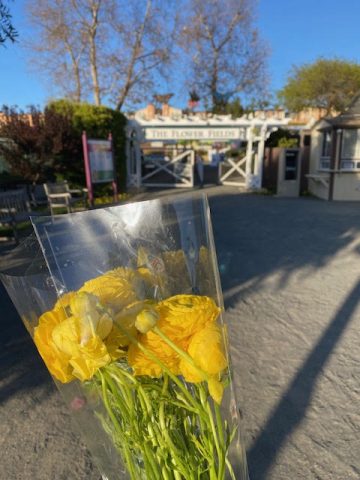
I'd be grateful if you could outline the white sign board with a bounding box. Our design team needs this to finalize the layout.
[144,127,246,141]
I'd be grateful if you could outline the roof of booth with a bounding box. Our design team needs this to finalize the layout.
[324,93,360,128]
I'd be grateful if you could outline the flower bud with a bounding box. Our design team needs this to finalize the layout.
[135,308,159,334]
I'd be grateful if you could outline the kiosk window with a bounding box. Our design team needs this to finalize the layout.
[322,131,332,157]
[284,151,298,180]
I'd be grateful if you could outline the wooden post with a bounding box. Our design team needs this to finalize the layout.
[328,128,341,201]
[82,131,94,207]
[255,124,267,189]
[190,150,195,187]
[134,135,142,188]
[245,126,254,188]
[125,128,132,187]
[108,133,118,203]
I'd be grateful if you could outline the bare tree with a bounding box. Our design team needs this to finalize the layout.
[104,0,176,111]
[69,0,103,105]
[26,0,87,102]
[25,0,176,110]
[179,0,268,110]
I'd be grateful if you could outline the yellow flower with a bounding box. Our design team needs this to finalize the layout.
[207,377,224,405]
[157,295,220,340]
[79,267,142,312]
[51,316,80,357]
[104,325,128,361]
[179,324,227,382]
[34,291,124,383]
[128,328,187,377]
[54,291,76,312]
[70,292,113,343]
[34,310,75,383]
[113,300,151,346]
[128,296,220,379]
[69,336,112,382]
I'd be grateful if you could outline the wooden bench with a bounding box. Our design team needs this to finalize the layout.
[0,189,35,243]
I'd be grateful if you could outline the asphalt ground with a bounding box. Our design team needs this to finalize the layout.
[1,186,360,479]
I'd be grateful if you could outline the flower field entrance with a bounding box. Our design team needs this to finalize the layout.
[126,115,290,190]
[140,149,195,188]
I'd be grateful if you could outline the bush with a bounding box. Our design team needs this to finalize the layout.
[0,101,127,190]
[0,105,76,184]
[49,100,127,189]
[266,128,299,148]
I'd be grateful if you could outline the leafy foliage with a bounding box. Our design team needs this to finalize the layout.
[0,101,126,187]
[50,100,127,187]
[278,58,360,114]
[0,0,17,44]
[265,129,299,148]
[0,105,77,183]
[212,97,244,117]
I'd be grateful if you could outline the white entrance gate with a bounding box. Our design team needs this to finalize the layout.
[126,116,290,189]
[220,151,247,187]
[141,150,195,187]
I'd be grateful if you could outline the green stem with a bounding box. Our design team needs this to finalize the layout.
[215,402,226,479]
[98,371,138,479]
[114,323,205,416]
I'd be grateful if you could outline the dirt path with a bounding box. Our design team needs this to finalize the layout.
[1,188,360,479]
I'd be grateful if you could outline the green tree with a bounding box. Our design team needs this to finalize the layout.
[50,100,127,186]
[278,58,360,114]
[225,97,244,118]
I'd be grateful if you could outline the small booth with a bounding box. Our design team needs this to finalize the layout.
[277,148,301,197]
[126,108,290,190]
[308,94,360,201]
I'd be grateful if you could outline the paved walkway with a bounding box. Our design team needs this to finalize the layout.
[1,187,360,479]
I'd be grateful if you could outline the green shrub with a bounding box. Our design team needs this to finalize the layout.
[266,128,299,148]
[49,100,127,189]
[0,101,127,190]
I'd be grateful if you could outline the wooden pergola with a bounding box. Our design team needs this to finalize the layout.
[126,113,290,189]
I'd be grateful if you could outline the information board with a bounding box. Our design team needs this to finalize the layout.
[87,139,114,183]
[82,132,118,206]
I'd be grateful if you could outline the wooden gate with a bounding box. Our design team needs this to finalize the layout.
[141,150,195,188]
[220,152,247,186]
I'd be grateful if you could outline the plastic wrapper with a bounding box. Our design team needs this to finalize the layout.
[1,194,249,480]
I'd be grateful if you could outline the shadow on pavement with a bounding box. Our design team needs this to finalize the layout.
[246,279,360,480]
[0,281,53,405]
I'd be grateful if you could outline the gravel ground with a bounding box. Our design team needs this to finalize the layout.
[1,187,360,479]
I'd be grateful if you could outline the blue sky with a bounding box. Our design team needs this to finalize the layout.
[1,0,360,109]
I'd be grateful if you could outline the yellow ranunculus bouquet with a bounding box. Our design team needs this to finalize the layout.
[1,195,248,479]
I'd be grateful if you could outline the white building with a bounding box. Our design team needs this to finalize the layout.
[308,94,360,201]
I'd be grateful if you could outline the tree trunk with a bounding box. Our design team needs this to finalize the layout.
[89,1,101,106]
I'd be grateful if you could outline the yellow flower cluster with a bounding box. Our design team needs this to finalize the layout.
[34,267,228,403]
[34,267,148,383]
[128,295,228,403]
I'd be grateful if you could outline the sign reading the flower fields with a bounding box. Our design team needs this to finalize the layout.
[144,127,246,141]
